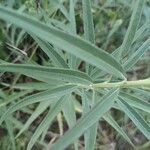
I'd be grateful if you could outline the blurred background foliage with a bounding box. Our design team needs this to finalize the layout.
[0,0,150,150]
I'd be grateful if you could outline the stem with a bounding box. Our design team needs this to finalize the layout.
[92,78,150,89]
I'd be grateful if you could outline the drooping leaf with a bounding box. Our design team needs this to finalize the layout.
[0,64,92,85]
[0,6,125,78]
[1,82,53,90]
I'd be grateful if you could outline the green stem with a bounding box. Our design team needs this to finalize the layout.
[92,78,150,89]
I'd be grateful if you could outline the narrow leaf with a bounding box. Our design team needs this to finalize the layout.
[50,89,119,150]
[1,82,53,90]
[103,113,134,147]
[27,95,69,150]
[123,37,150,70]
[121,0,145,55]
[117,98,150,140]
[0,64,92,85]
[82,0,95,43]
[16,100,51,138]
[82,90,97,150]
[0,85,77,124]
[0,6,125,78]
[120,92,150,113]
[32,36,68,68]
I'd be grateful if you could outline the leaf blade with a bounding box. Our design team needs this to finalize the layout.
[117,98,150,140]
[50,89,119,150]
[0,6,125,78]
[120,0,145,56]
[0,85,77,124]
[0,64,92,85]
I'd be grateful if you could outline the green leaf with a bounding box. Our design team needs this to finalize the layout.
[69,0,77,34]
[16,100,51,138]
[5,117,16,150]
[103,19,123,50]
[120,92,150,114]
[123,37,150,70]
[117,98,150,140]
[120,0,145,56]
[1,82,53,90]
[131,88,150,98]
[50,89,119,150]
[68,0,79,70]
[82,0,95,43]
[0,6,125,78]
[0,90,31,107]
[0,64,92,85]
[27,95,69,150]
[82,90,97,150]
[32,36,68,68]
[103,113,134,147]
[0,85,77,124]
[133,21,150,42]
[63,95,76,128]
[82,0,95,75]
[62,95,78,150]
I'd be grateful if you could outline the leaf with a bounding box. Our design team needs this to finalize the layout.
[123,37,150,70]
[59,4,70,21]
[5,117,16,150]
[69,0,77,34]
[120,0,145,56]
[82,90,97,150]
[50,89,119,150]
[103,19,123,50]
[0,90,31,107]
[103,113,134,147]
[120,92,150,113]
[76,0,96,72]
[82,0,95,75]
[16,100,51,138]
[131,88,150,98]
[32,36,68,68]
[27,95,69,150]
[63,95,76,128]
[133,21,150,42]
[0,6,125,78]
[62,95,78,150]
[82,0,95,43]
[0,64,92,85]
[68,0,79,70]
[0,84,77,124]
[117,98,150,140]
[1,82,52,90]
